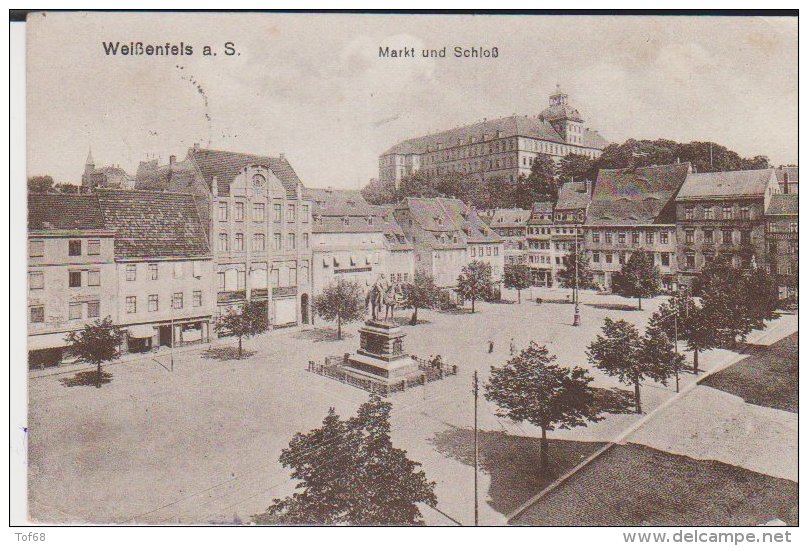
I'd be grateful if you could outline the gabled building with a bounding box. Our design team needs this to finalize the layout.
[485,208,529,267]
[393,197,503,293]
[379,87,608,187]
[135,145,313,326]
[28,194,117,366]
[525,201,556,286]
[96,189,215,353]
[675,168,778,288]
[585,163,691,291]
[765,193,798,300]
[81,149,135,191]
[370,205,415,285]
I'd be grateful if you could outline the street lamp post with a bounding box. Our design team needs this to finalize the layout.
[572,225,581,326]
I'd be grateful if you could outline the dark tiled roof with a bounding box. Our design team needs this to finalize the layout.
[485,208,530,228]
[539,103,583,123]
[397,197,501,247]
[187,148,304,198]
[527,201,555,225]
[28,193,107,231]
[556,180,592,210]
[134,160,199,192]
[308,188,372,215]
[766,193,798,216]
[96,189,211,259]
[775,166,798,184]
[677,169,776,200]
[368,205,413,250]
[381,115,607,156]
[587,163,691,226]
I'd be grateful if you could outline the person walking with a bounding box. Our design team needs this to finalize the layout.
[488,340,494,353]
[509,338,516,356]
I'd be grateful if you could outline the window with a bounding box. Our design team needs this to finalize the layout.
[661,253,670,267]
[486,246,491,256]
[88,301,100,320]
[253,233,266,251]
[604,232,613,244]
[722,230,733,245]
[219,202,229,221]
[126,264,136,281]
[217,271,225,291]
[69,302,83,320]
[722,206,733,220]
[30,305,44,323]
[301,260,309,283]
[632,231,640,244]
[287,233,296,250]
[592,251,600,263]
[88,240,101,255]
[29,271,44,290]
[270,268,280,287]
[660,232,669,245]
[618,252,626,265]
[493,247,498,256]
[29,240,44,257]
[605,253,613,264]
[273,203,282,222]
[87,270,100,286]
[172,292,184,310]
[704,207,714,220]
[686,253,696,269]
[273,233,282,250]
[685,230,694,244]
[685,207,694,220]
[237,270,246,290]
[703,230,713,243]
[69,271,82,287]
[148,294,159,312]
[193,290,202,307]
[287,204,296,222]
[218,233,229,251]
[618,232,626,244]
[789,222,798,233]
[592,232,600,243]
[740,230,751,245]
[740,206,750,220]
[645,231,654,244]
[253,202,266,221]
[69,240,82,256]
[234,202,245,221]
[234,233,244,251]
[470,247,476,257]
[150,263,159,280]
[301,204,309,223]
[288,264,297,286]
[173,262,184,278]
[126,296,136,313]
[303,233,309,249]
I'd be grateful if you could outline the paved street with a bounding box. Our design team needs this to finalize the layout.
[27,288,798,525]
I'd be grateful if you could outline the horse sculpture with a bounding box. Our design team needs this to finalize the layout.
[366,275,402,321]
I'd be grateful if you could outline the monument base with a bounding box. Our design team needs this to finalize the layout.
[344,352,420,383]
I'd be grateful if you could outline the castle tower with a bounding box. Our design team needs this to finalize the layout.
[82,147,97,189]
[539,85,584,145]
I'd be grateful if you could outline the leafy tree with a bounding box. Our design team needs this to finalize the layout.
[642,313,687,389]
[556,247,596,298]
[397,170,438,199]
[503,263,532,303]
[455,260,492,313]
[313,278,366,339]
[558,153,595,183]
[28,175,55,193]
[743,266,780,327]
[64,316,125,388]
[525,153,558,201]
[215,300,269,358]
[401,270,440,325]
[361,178,397,205]
[485,342,602,467]
[611,251,661,310]
[254,395,437,525]
[648,292,721,374]
[55,183,80,194]
[586,318,677,413]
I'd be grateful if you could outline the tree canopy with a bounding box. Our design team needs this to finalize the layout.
[65,316,126,388]
[215,300,269,358]
[503,263,532,302]
[254,395,437,525]
[455,260,493,313]
[611,251,662,310]
[313,278,366,339]
[401,270,440,325]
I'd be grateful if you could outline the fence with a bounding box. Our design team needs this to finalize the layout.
[307,354,458,397]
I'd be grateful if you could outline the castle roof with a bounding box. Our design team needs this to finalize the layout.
[556,180,592,210]
[676,169,776,201]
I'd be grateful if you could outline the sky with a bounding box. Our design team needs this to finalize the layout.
[27,12,797,189]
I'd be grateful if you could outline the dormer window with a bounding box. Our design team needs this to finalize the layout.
[367,216,374,225]
[342,216,350,226]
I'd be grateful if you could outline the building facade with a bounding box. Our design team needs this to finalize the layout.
[675,169,778,288]
[775,165,798,195]
[485,208,529,267]
[765,193,798,300]
[28,194,118,367]
[585,163,690,292]
[96,190,216,353]
[136,146,313,327]
[526,201,556,286]
[379,87,608,187]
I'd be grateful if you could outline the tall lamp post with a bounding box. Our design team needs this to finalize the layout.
[572,225,581,326]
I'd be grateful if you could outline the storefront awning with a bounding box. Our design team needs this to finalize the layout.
[128,324,156,338]
[28,332,70,351]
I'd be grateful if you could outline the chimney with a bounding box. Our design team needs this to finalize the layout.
[169,155,176,165]
[279,153,285,160]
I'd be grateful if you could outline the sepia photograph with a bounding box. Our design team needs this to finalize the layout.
[12,9,799,532]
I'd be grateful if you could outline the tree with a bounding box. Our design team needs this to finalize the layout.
[254,395,437,525]
[313,278,366,339]
[64,316,125,388]
[455,260,492,313]
[556,247,596,298]
[642,313,687,390]
[743,266,780,327]
[401,270,440,325]
[586,318,677,413]
[397,170,438,199]
[611,251,661,310]
[503,263,532,303]
[485,342,601,468]
[524,153,558,201]
[361,178,397,205]
[214,300,269,359]
[55,183,80,194]
[558,153,596,183]
[28,175,55,193]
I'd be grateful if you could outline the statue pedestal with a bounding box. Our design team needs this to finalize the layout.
[344,320,420,383]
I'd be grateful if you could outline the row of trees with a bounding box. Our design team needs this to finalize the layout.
[362,138,770,210]
[28,175,81,194]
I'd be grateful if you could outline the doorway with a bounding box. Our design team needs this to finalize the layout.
[301,293,309,324]
[158,325,173,347]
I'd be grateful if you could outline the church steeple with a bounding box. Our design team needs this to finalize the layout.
[85,147,95,169]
